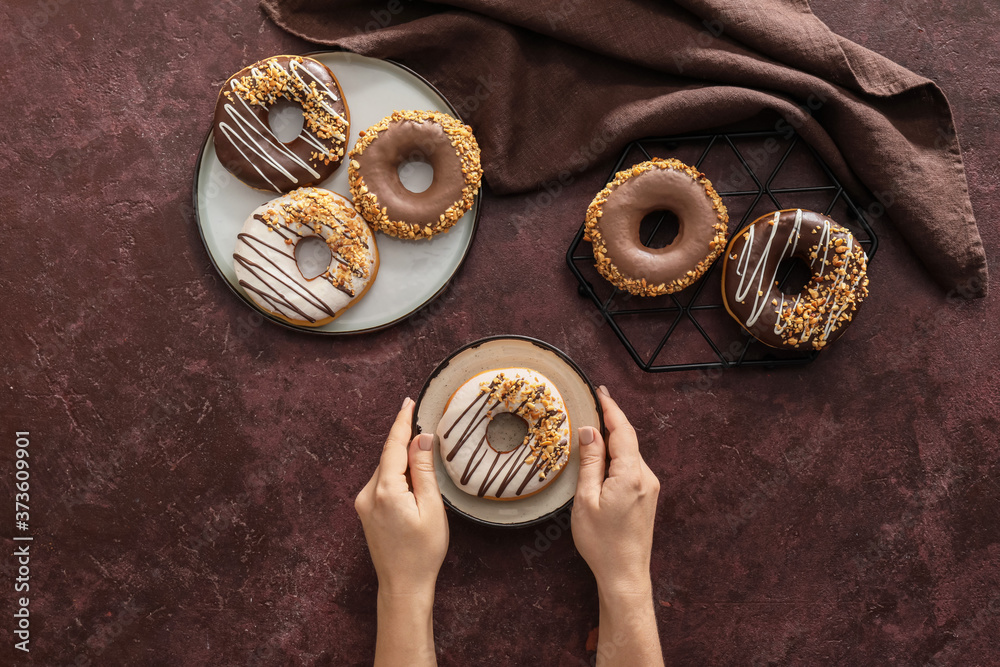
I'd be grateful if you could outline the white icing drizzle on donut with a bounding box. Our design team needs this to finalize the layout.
[217,58,346,192]
[288,59,344,121]
[233,188,376,324]
[219,91,318,191]
[436,369,571,500]
[734,209,803,328]
[734,209,868,346]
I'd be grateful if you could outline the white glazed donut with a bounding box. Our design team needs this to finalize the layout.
[436,368,571,500]
[233,187,378,326]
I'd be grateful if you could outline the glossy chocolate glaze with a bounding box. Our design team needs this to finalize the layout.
[212,55,349,192]
[354,119,466,226]
[598,166,721,285]
[721,209,869,350]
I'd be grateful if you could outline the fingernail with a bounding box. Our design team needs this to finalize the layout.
[401,397,413,409]
[417,433,434,451]
[579,427,595,445]
[598,385,610,397]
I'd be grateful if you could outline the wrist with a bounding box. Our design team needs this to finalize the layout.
[375,585,437,667]
[596,573,653,603]
[377,584,436,612]
[594,576,664,667]
[597,578,656,633]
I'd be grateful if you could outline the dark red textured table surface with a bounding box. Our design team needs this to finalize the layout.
[1,1,998,665]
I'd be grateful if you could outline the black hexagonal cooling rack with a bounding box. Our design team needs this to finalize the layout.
[566,129,879,373]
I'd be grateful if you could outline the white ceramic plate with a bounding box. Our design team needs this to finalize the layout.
[414,337,603,527]
[192,51,481,333]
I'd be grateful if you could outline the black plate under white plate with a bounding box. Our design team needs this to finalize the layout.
[414,336,603,527]
[192,51,481,334]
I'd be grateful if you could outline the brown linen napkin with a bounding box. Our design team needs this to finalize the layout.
[261,0,988,297]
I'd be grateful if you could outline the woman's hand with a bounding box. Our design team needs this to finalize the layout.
[572,385,660,594]
[355,397,448,666]
[355,397,449,594]
[572,385,664,666]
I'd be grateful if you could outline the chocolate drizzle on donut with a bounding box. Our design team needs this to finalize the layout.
[439,371,570,499]
[235,235,338,321]
[232,188,378,326]
[722,208,870,350]
[213,55,349,193]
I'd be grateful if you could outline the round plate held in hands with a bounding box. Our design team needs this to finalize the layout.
[414,336,603,527]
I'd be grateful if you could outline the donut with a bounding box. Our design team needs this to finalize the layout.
[348,110,482,239]
[436,368,571,501]
[721,208,870,350]
[584,158,729,296]
[213,55,349,193]
[233,187,378,327]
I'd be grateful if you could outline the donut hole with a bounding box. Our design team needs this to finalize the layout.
[397,153,434,194]
[639,210,680,248]
[776,257,813,294]
[294,236,332,280]
[267,99,305,143]
[486,412,529,453]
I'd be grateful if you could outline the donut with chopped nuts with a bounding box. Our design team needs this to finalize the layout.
[721,208,870,350]
[233,188,378,327]
[436,368,570,501]
[585,158,729,296]
[348,110,482,239]
[213,55,350,193]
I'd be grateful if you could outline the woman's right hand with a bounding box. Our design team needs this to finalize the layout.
[572,385,661,596]
[572,385,665,666]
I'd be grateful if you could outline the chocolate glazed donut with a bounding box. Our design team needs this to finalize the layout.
[721,208,870,350]
[349,110,482,239]
[585,158,729,296]
[213,55,349,193]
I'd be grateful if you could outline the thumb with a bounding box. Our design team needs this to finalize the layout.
[408,433,443,508]
[575,426,606,504]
